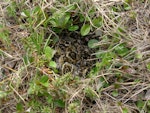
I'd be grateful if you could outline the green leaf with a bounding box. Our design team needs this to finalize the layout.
[49,12,70,28]
[79,14,84,22]
[52,36,59,44]
[47,94,53,104]
[64,4,77,11]
[90,52,116,75]
[147,63,150,71]
[122,108,129,113]
[89,66,99,77]
[54,99,65,108]
[49,18,58,27]
[0,24,11,46]
[27,81,41,95]
[124,4,131,10]
[95,50,104,58]
[16,103,23,112]
[136,52,143,59]
[63,13,70,25]
[68,25,79,31]
[68,102,80,113]
[136,100,145,109]
[84,87,98,99]
[80,24,91,36]
[118,27,125,33]
[111,90,119,97]
[99,77,109,88]
[40,81,49,88]
[33,6,41,14]
[92,17,103,28]
[49,61,57,68]
[40,75,49,83]
[44,46,56,60]
[88,39,99,48]
[114,43,129,57]
[23,55,34,65]
[39,75,49,87]
[58,13,70,28]
[6,2,17,17]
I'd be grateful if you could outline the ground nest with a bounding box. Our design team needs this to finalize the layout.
[53,31,99,77]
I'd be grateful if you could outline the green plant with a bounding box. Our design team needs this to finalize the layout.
[16,102,24,113]
[111,1,131,12]
[68,102,80,113]
[27,74,66,112]
[20,6,46,29]
[0,24,11,47]
[80,24,91,36]
[122,107,129,113]
[111,90,119,97]
[1,0,148,113]
[7,1,17,17]
[89,51,116,77]
[44,46,56,60]
[84,86,98,100]
[146,63,150,71]
[114,43,129,57]
[88,39,99,48]
[47,3,103,36]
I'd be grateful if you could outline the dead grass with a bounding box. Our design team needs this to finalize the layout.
[0,0,150,113]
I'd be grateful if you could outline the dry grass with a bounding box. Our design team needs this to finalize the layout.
[0,0,150,113]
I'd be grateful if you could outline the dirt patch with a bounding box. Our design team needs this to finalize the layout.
[53,31,99,77]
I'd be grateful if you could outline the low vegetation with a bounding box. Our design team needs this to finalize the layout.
[0,0,150,113]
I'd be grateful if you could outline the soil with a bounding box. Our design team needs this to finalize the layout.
[53,31,99,77]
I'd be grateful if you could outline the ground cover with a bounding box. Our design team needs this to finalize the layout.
[0,0,150,113]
